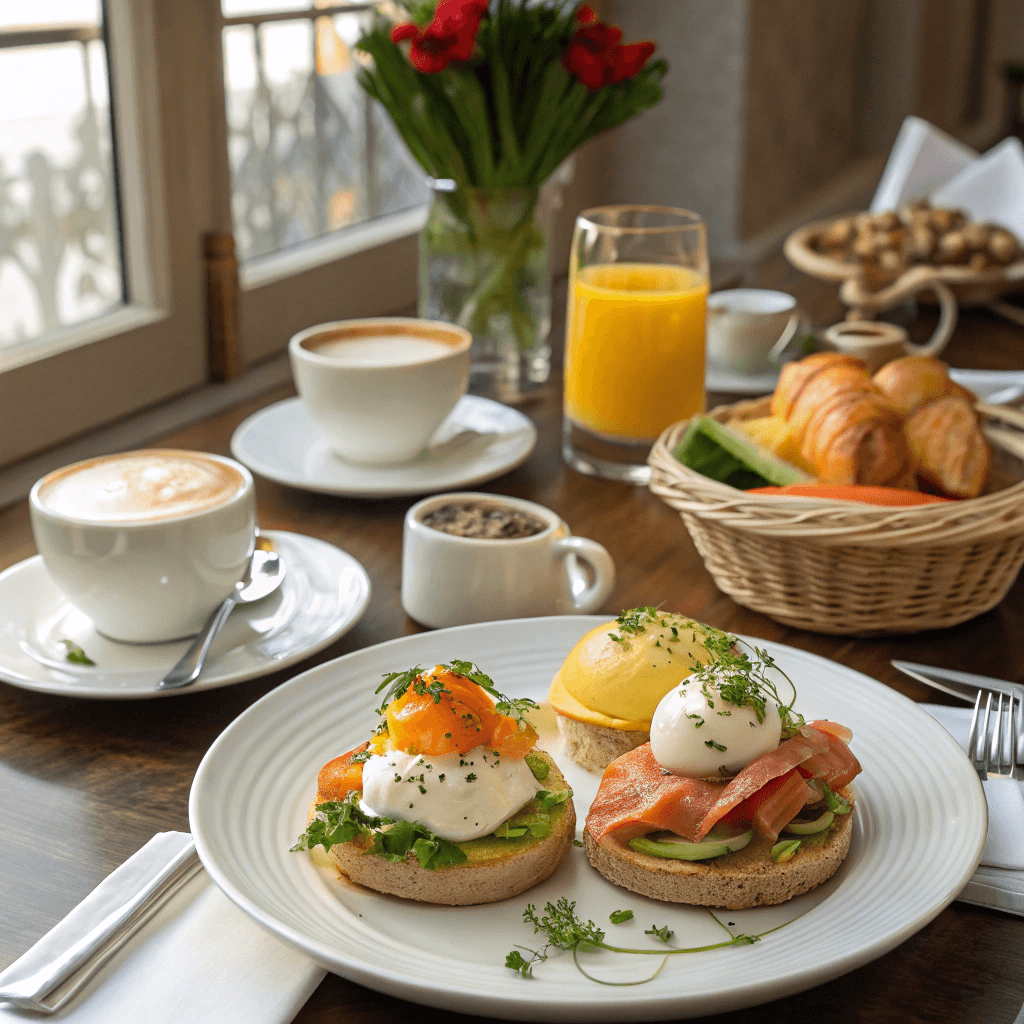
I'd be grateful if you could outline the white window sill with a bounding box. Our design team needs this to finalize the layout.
[0,305,166,375]
[239,205,429,291]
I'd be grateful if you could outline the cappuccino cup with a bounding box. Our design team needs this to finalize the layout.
[402,492,616,628]
[289,318,471,466]
[706,289,801,377]
[30,449,256,643]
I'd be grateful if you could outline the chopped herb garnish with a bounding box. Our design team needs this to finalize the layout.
[704,739,727,751]
[645,924,674,944]
[60,639,94,666]
[466,773,478,783]
[609,909,634,924]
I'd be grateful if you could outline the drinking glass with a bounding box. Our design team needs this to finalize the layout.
[562,206,709,483]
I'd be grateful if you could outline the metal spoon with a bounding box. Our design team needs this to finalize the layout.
[156,549,285,690]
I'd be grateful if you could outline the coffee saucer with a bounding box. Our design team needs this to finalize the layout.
[230,395,536,498]
[0,531,371,699]
[705,365,780,395]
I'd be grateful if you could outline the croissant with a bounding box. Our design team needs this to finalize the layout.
[872,356,977,419]
[772,353,917,488]
[872,357,989,498]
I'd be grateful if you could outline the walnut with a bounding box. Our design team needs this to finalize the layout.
[909,224,937,261]
[819,218,855,249]
[988,229,1020,265]
[960,222,991,250]
[930,208,967,232]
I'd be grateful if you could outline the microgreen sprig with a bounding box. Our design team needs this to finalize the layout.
[689,635,804,736]
[506,898,776,985]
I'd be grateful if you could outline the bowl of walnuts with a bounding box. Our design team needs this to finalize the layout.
[785,201,1024,315]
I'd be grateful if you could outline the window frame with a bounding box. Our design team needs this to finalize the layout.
[0,0,422,470]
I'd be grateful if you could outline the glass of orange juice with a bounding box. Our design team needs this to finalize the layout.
[563,206,709,483]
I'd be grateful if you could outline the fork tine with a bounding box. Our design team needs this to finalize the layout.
[995,693,1010,776]
[968,690,983,761]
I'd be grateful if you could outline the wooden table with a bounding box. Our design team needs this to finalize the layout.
[2,271,1024,1023]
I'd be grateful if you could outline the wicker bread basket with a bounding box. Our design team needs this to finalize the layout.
[648,400,1024,636]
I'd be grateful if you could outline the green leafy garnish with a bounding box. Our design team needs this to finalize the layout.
[60,639,94,666]
[292,793,466,870]
[645,924,673,944]
[506,898,774,985]
[609,909,634,924]
[524,752,549,781]
[536,789,571,813]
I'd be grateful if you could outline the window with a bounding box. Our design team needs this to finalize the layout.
[0,0,424,470]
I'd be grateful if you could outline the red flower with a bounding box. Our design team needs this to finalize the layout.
[575,4,597,24]
[391,0,489,74]
[563,18,655,89]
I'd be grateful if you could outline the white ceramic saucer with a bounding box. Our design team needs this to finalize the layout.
[0,531,371,699]
[231,395,537,499]
[705,365,779,395]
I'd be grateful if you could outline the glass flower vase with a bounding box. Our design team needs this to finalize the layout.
[419,182,553,404]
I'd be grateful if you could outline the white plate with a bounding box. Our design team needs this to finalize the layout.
[190,617,985,1021]
[0,531,370,699]
[706,366,779,396]
[231,395,537,499]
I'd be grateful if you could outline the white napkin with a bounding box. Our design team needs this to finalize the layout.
[922,705,1024,871]
[870,115,977,211]
[0,833,325,1023]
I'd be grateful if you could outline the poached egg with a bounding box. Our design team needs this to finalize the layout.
[649,668,782,777]
[358,664,542,842]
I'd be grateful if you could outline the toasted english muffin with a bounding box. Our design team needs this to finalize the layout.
[313,751,575,906]
[583,793,854,910]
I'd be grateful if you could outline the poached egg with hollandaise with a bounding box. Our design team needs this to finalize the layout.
[548,609,735,732]
[320,664,543,842]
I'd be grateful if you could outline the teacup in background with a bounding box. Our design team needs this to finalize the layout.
[29,450,256,643]
[402,492,616,628]
[706,289,801,377]
[289,317,471,466]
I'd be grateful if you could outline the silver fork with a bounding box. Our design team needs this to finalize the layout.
[967,690,1024,781]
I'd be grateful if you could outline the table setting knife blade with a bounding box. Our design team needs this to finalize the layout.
[0,833,201,1014]
[892,660,1024,703]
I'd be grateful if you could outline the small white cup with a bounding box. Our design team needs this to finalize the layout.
[29,450,257,643]
[402,492,616,628]
[706,289,801,376]
[289,317,472,466]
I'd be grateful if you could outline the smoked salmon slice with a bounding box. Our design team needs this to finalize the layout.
[586,724,859,844]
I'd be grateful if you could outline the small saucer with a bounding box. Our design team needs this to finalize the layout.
[705,365,779,395]
[230,395,536,498]
[0,531,371,699]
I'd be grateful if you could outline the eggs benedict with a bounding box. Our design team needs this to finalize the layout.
[583,641,861,909]
[293,661,576,905]
[548,608,735,771]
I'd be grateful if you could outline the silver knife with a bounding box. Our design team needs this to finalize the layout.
[892,660,1024,703]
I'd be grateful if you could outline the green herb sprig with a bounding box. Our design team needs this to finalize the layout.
[506,898,776,984]
[689,635,804,737]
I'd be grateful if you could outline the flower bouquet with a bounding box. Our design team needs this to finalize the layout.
[357,0,666,397]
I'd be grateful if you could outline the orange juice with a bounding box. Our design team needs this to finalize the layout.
[564,263,707,441]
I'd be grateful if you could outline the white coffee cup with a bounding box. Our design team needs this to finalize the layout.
[29,449,257,643]
[706,289,801,376]
[289,317,472,466]
[402,492,616,628]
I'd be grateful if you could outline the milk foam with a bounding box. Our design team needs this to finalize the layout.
[311,335,451,367]
[38,452,244,522]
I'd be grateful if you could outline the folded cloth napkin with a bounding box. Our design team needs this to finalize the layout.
[922,704,1024,915]
[0,832,325,1023]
